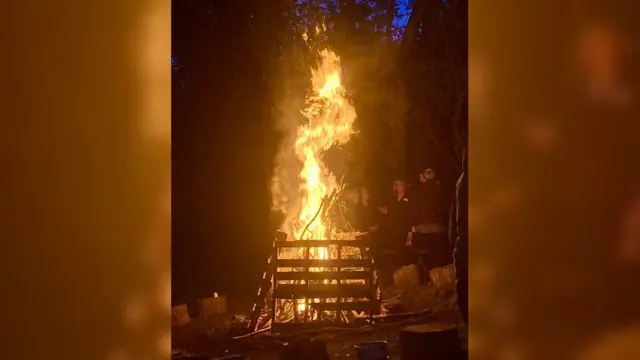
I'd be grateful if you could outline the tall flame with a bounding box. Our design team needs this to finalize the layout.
[272,44,357,242]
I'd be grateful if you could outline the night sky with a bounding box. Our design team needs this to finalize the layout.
[171,0,414,309]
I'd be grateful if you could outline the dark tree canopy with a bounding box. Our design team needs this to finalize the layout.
[172,0,467,305]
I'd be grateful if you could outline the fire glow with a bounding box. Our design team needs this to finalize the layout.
[269,32,363,324]
[291,48,356,242]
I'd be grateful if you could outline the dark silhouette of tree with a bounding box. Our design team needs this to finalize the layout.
[172,0,467,304]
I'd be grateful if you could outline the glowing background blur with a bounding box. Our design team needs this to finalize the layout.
[0,0,639,359]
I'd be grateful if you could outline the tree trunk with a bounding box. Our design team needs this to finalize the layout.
[398,0,428,58]
[386,0,396,42]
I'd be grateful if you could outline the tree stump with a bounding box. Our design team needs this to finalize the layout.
[197,294,227,318]
[400,323,460,360]
[428,264,456,292]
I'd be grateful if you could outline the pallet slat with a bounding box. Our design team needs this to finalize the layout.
[274,284,371,298]
[274,271,371,281]
[274,239,369,248]
[267,232,378,333]
[309,300,380,312]
[275,259,371,268]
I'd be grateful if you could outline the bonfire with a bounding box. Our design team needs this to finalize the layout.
[261,28,376,330]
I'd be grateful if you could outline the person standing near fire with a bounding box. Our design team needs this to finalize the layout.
[408,168,450,272]
[372,179,414,286]
[379,179,414,261]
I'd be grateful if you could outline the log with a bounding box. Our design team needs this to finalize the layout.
[393,264,421,289]
[428,264,456,291]
[198,295,227,318]
[274,239,369,248]
[400,323,460,360]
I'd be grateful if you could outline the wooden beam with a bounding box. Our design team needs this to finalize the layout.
[274,239,369,248]
[310,300,381,312]
[274,270,371,281]
[274,284,371,298]
[275,259,371,268]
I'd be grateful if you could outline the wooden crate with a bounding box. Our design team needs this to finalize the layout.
[271,235,380,333]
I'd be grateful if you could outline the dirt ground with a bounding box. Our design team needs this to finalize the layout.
[173,314,465,359]
[172,283,466,360]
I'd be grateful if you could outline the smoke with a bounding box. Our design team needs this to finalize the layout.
[269,42,308,236]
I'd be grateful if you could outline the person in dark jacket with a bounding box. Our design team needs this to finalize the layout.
[374,179,414,284]
[385,179,413,251]
[451,151,468,325]
[410,168,450,273]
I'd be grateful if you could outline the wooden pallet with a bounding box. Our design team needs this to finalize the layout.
[247,230,286,332]
[270,233,381,333]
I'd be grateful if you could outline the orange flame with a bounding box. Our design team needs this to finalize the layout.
[294,49,356,243]
[272,37,357,247]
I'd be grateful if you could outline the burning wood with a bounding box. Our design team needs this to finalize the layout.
[270,25,357,243]
[248,232,380,333]
[259,25,379,333]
